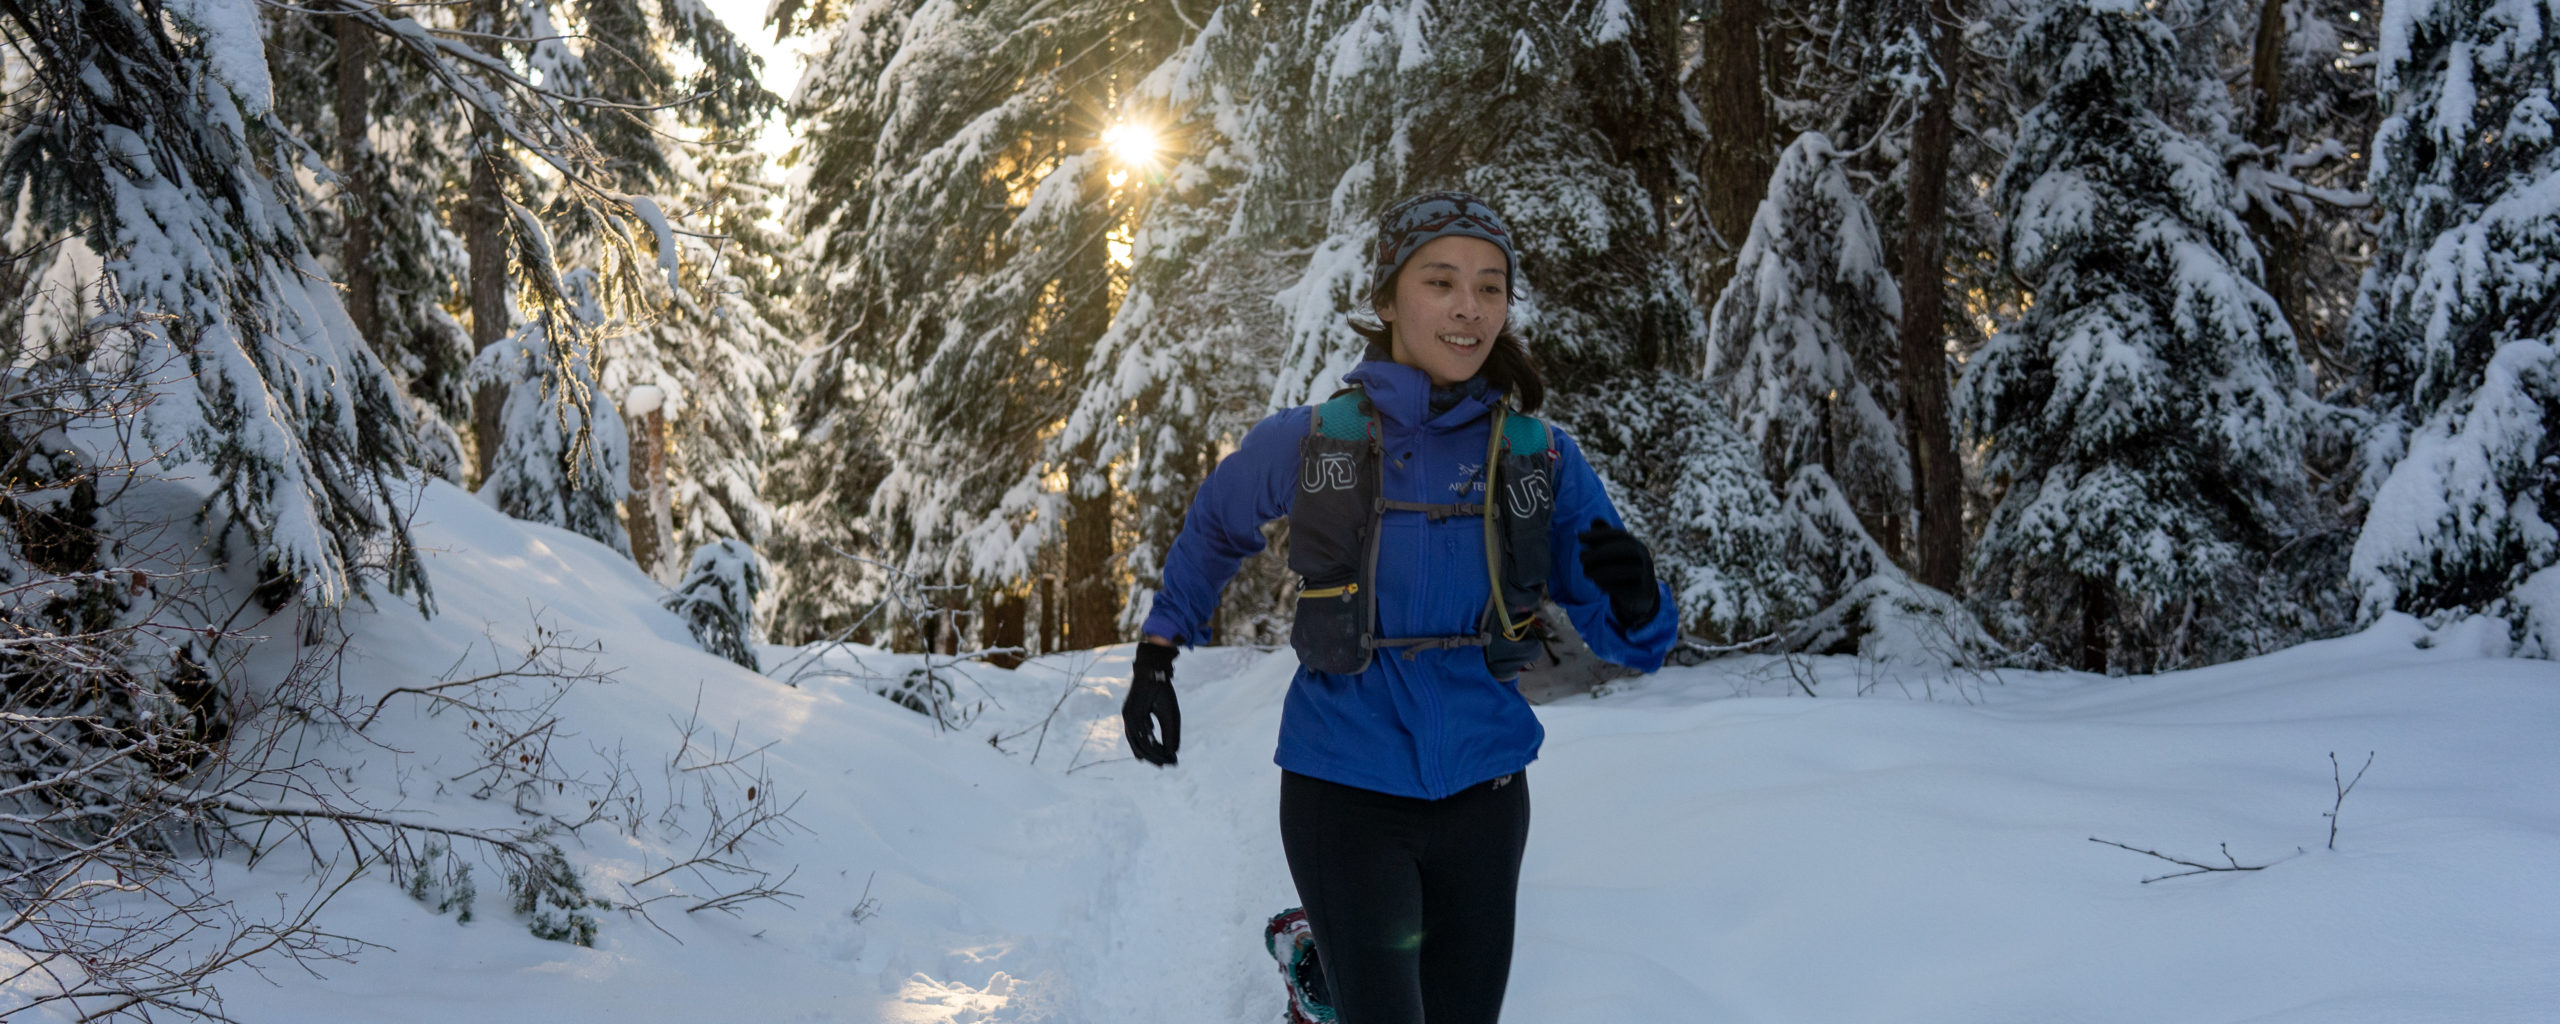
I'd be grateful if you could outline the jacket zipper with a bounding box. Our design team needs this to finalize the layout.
[1411,421,1449,797]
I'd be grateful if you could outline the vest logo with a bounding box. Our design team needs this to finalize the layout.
[1503,469,1552,518]
[1303,452,1359,492]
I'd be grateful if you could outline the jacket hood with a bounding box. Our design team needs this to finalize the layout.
[1341,359,1503,432]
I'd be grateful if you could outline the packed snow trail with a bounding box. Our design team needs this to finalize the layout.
[15,481,2556,1022]
[1066,646,1305,1021]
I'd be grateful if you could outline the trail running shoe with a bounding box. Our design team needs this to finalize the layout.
[1263,907,1337,1023]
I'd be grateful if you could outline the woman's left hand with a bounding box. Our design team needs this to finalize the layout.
[1577,518,1661,629]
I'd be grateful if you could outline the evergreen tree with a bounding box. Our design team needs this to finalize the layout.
[762,0,912,640]
[636,138,795,564]
[2348,0,2560,654]
[472,275,635,558]
[772,0,1174,644]
[1704,130,1910,569]
[1958,0,2322,671]
[263,4,479,438]
[2228,0,2384,383]
[585,3,786,576]
[1,0,426,606]
[1753,0,1999,594]
[530,0,774,560]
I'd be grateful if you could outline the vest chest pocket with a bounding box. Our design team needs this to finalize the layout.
[1291,581,1371,676]
[1288,427,1380,676]
[1484,450,1556,680]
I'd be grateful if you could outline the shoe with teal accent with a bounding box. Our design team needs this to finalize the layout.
[1263,907,1336,1023]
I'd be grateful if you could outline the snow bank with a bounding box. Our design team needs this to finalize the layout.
[27,481,2553,1023]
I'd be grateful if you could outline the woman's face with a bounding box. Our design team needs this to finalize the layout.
[1378,235,1508,387]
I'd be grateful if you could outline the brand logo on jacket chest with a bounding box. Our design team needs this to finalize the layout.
[1452,462,1486,496]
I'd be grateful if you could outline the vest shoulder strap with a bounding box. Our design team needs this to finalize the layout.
[1311,390,1371,441]
[1500,409,1551,456]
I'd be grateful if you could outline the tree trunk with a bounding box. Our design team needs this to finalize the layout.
[1897,0,1968,595]
[333,11,377,347]
[1691,0,1776,315]
[623,393,672,578]
[2077,573,2113,674]
[1066,476,1118,650]
[463,0,511,486]
[982,589,1026,669]
[1604,0,1689,371]
[465,127,510,486]
[1040,574,1060,654]
[1055,61,1123,652]
[2244,0,2306,343]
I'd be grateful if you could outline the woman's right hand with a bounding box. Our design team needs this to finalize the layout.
[1123,640,1182,766]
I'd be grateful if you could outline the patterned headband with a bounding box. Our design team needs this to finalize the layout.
[1370,191,1519,305]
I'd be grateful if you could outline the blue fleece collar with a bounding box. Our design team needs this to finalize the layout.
[1341,360,1502,431]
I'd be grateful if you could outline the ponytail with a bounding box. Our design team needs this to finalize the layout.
[1483,329,1545,413]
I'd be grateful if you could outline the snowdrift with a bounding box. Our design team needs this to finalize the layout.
[13,479,2554,1023]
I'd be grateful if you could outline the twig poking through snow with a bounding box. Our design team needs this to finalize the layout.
[848,871,879,924]
[2327,751,2375,851]
[2086,837,2279,884]
[991,658,1093,766]
[2092,751,2375,883]
[1066,756,1133,775]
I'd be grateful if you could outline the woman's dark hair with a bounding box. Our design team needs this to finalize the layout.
[1347,268,1548,413]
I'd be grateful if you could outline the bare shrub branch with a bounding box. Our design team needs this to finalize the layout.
[605,686,805,940]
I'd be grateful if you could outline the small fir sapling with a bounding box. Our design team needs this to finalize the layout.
[603,139,794,565]
[665,538,768,670]
[404,843,479,922]
[514,841,606,947]
[469,296,635,558]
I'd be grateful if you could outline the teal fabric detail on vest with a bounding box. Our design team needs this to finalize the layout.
[1314,392,1369,441]
[1501,410,1548,455]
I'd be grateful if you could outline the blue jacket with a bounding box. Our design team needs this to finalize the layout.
[1141,360,1678,799]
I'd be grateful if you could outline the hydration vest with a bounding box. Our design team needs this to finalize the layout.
[1287,387,1557,680]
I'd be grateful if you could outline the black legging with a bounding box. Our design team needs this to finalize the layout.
[1278,769,1531,1024]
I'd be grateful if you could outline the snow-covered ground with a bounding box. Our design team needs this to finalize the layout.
[14,480,2557,1022]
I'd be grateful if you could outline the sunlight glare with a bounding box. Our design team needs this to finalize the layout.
[1102,122,1160,173]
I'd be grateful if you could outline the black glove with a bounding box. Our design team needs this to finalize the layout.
[1578,518,1661,630]
[1123,641,1181,766]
